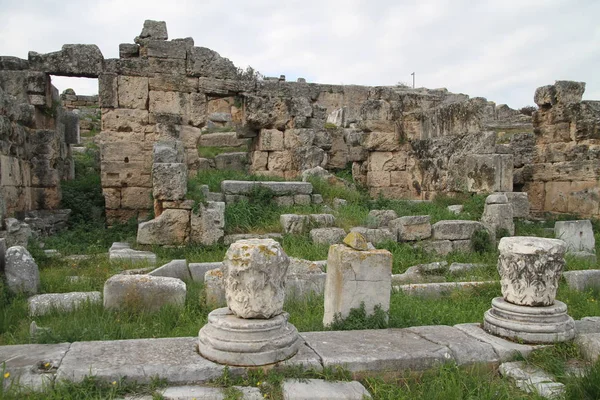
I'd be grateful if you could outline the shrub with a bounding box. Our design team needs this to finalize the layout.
[471,229,492,254]
[519,105,537,116]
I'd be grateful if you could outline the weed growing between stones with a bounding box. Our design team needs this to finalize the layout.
[329,303,389,330]
[472,229,493,254]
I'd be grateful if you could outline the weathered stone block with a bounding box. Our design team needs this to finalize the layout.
[153,141,185,163]
[503,192,530,218]
[464,154,513,193]
[120,187,152,209]
[204,268,226,308]
[432,220,485,240]
[149,74,198,92]
[349,227,395,245]
[101,108,148,132]
[186,46,237,79]
[5,246,40,295]
[563,270,600,292]
[281,214,310,234]
[310,228,346,245]
[389,215,431,242]
[152,163,187,201]
[190,201,225,245]
[367,210,398,228]
[323,244,392,326]
[419,240,454,256]
[28,292,101,317]
[189,262,222,283]
[142,40,187,59]
[137,209,190,245]
[149,259,191,281]
[214,152,247,171]
[139,20,168,40]
[28,44,104,78]
[554,220,595,254]
[117,76,148,109]
[258,129,284,151]
[119,43,139,58]
[103,275,186,312]
[364,132,402,151]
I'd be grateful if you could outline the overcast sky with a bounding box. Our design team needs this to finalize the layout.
[0,0,598,108]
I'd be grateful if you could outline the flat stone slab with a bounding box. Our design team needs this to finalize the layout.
[576,317,600,334]
[407,325,499,365]
[454,323,541,361]
[221,181,313,195]
[160,385,262,399]
[0,343,71,389]
[282,379,371,399]
[28,291,102,316]
[57,337,242,384]
[301,329,452,373]
[394,281,496,297]
[56,336,321,385]
[563,270,600,292]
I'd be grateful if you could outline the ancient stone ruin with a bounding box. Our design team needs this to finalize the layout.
[198,238,300,365]
[0,19,599,228]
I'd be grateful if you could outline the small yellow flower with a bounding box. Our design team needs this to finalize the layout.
[257,381,262,386]
[112,381,117,385]
[4,372,9,379]
[44,362,50,368]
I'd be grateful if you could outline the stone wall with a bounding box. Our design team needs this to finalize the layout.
[0,63,77,220]
[522,81,600,217]
[5,20,598,222]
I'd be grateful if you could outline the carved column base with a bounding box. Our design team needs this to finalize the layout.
[198,307,300,366]
[484,297,575,344]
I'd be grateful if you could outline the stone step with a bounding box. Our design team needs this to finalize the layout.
[160,385,262,399]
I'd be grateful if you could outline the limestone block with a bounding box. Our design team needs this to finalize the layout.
[294,194,311,205]
[103,275,186,312]
[281,214,310,234]
[205,268,226,308]
[28,44,104,78]
[282,379,371,400]
[198,77,240,95]
[349,227,395,246]
[118,43,139,58]
[186,46,238,79]
[452,239,472,252]
[190,201,225,245]
[563,270,600,292]
[250,151,268,171]
[323,244,392,326]
[149,259,191,281]
[268,150,293,171]
[199,132,248,148]
[120,187,153,209]
[389,215,432,241]
[152,163,187,201]
[275,196,294,207]
[419,240,453,256]
[214,152,247,171]
[142,40,187,59]
[367,210,398,228]
[432,220,485,240]
[149,74,198,92]
[139,20,168,40]
[497,236,566,306]
[544,181,569,213]
[101,108,148,133]
[189,262,222,283]
[368,151,407,171]
[101,161,152,188]
[364,132,402,151]
[568,181,600,216]
[223,239,289,318]
[154,141,185,164]
[118,76,148,109]
[503,192,530,218]
[554,220,595,254]
[109,242,157,265]
[5,246,40,295]
[28,292,101,317]
[221,181,313,196]
[137,209,190,245]
[367,171,391,187]
[576,333,600,361]
[481,194,514,240]
[258,129,284,151]
[310,228,346,245]
[284,129,315,149]
[464,154,513,193]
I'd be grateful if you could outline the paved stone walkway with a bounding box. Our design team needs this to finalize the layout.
[1,322,598,393]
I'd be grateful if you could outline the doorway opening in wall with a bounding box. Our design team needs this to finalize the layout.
[50,75,100,138]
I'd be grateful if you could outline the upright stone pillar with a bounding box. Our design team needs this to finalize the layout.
[323,232,392,326]
[483,236,575,343]
[198,239,300,365]
[481,193,514,243]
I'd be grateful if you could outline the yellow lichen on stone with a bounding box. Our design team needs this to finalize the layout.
[343,232,368,251]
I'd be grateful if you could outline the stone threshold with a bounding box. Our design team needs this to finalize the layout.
[2,323,590,390]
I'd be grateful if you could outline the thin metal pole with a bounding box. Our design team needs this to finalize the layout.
[411,72,415,88]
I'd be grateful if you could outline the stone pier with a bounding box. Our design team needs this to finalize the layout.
[484,236,575,343]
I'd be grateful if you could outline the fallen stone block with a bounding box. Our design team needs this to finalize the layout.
[432,220,485,240]
[367,210,398,228]
[28,292,101,317]
[281,214,310,234]
[282,379,371,399]
[415,261,448,274]
[223,233,282,245]
[419,240,453,256]
[160,385,262,399]
[447,205,463,215]
[349,227,395,246]
[454,323,540,361]
[149,259,191,281]
[395,281,496,298]
[0,343,70,390]
[575,317,600,334]
[5,246,40,295]
[563,270,600,292]
[103,275,186,312]
[310,228,346,245]
[221,181,312,196]
[576,333,600,361]
[449,263,486,274]
[109,242,157,265]
[137,209,190,245]
[189,262,222,283]
[190,201,225,245]
[555,220,596,254]
[204,268,226,309]
[288,258,325,274]
[286,273,327,298]
[389,215,432,242]
[500,361,564,398]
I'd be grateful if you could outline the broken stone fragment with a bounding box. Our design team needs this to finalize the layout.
[343,231,368,251]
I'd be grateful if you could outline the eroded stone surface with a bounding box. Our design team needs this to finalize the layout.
[282,379,371,399]
[5,246,40,295]
[497,236,567,306]
[323,244,392,326]
[223,239,289,319]
[103,274,186,312]
[554,220,595,254]
[28,292,101,316]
